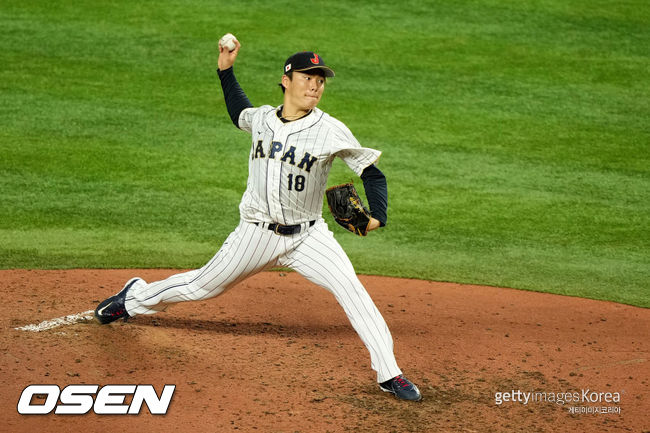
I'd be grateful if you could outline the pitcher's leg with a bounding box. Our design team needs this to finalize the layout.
[125,221,284,316]
[283,224,402,383]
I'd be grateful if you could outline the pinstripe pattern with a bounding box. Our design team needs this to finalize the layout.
[237,106,381,225]
[125,222,282,313]
[125,220,402,382]
[279,224,401,381]
[121,104,402,383]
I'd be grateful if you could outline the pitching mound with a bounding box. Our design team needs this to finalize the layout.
[1,269,648,432]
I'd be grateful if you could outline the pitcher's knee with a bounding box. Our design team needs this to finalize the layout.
[182,280,226,301]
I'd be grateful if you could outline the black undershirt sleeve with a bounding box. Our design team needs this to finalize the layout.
[217,67,253,127]
[360,164,388,227]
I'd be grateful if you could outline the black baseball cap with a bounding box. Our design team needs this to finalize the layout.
[283,51,335,77]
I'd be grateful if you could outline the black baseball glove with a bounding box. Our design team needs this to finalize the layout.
[325,183,372,236]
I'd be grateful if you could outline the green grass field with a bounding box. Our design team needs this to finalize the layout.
[1,1,648,307]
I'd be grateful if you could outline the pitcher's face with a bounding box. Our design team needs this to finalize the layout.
[282,71,326,111]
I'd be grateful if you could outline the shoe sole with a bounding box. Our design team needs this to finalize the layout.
[379,385,423,402]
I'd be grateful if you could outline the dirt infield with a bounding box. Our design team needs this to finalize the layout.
[1,269,648,432]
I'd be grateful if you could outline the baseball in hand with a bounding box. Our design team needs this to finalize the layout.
[219,33,237,52]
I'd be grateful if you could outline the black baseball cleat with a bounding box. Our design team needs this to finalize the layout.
[379,374,422,401]
[94,277,141,324]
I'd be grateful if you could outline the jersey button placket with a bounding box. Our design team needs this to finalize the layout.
[267,131,286,224]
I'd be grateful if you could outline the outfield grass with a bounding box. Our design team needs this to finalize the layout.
[1,1,648,307]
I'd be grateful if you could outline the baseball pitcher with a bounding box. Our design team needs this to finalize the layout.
[95,35,421,401]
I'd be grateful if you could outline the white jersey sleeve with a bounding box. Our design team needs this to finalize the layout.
[237,106,274,134]
[329,118,381,176]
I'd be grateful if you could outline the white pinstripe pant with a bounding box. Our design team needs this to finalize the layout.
[124,219,402,382]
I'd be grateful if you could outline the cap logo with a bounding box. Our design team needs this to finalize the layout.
[285,64,291,72]
[310,54,320,65]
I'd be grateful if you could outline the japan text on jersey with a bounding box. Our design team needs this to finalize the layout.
[237,106,381,225]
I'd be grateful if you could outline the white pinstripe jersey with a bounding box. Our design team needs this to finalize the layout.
[237,105,381,225]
